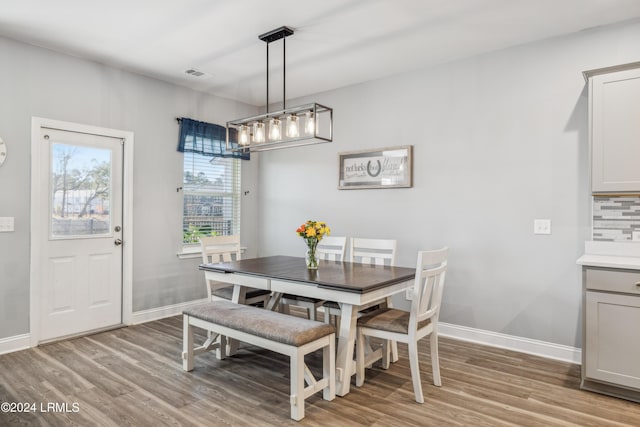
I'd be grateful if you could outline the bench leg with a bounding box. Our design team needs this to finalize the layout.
[182,315,194,371]
[324,334,336,401]
[290,349,305,421]
[216,334,227,360]
[226,336,239,358]
[226,285,247,356]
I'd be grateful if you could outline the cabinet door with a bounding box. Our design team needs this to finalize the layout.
[591,67,640,192]
[585,291,640,389]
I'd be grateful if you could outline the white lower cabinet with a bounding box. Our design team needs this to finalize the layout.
[582,267,640,401]
[585,291,640,389]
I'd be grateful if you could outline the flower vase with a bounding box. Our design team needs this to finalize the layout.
[305,239,319,269]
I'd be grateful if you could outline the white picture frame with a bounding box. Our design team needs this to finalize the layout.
[338,145,413,190]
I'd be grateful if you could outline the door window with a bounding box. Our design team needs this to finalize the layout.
[50,142,112,238]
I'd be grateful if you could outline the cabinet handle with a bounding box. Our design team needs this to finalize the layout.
[636,282,640,287]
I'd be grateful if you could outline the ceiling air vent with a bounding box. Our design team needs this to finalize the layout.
[184,68,205,77]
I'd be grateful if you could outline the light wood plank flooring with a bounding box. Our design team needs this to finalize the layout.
[1,315,639,426]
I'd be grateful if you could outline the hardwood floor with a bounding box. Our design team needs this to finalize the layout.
[1,315,639,426]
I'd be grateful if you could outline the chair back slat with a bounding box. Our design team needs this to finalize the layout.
[201,235,242,300]
[201,235,241,264]
[350,238,397,266]
[317,236,347,261]
[410,248,448,328]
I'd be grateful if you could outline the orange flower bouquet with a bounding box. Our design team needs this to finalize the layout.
[296,220,330,269]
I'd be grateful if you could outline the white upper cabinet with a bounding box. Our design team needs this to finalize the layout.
[586,63,640,193]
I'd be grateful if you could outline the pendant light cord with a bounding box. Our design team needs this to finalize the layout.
[263,27,290,114]
[283,37,286,110]
[266,41,269,114]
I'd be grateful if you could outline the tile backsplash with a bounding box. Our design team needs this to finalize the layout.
[593,196,640,241]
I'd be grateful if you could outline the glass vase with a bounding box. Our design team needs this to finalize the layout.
[305,240,319,269]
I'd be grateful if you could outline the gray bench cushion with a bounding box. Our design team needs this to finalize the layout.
[184,301,335,347]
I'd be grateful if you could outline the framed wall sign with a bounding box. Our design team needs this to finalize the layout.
[338,145,412,190]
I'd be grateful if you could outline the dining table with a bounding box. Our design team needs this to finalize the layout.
[199,255,416,396]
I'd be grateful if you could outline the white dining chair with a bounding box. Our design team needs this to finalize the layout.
[355,247,448,403]
[280,236,348,320]
[201,235,271,306]
[317,236,348,262]
[349,237,397,266]
[323,237,397,318]
[322,237,399,357]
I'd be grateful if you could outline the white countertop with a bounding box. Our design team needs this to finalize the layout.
[577,241,640,270]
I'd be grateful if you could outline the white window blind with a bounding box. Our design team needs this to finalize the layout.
[183,152,241,244]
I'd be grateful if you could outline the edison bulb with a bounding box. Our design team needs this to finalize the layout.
[304,111,315,135]
[269,118,282,141]
[253,122,265,143]
[238,125,249,145]
[286,115,299,138]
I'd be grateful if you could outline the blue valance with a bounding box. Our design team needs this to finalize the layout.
[177,118,249,160]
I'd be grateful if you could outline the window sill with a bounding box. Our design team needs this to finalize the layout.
[177,245,247,260]
[176,246,201,259]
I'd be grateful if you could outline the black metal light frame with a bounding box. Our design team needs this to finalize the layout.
[226,26,333,153]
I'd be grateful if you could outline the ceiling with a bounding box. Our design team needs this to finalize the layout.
[1,0,640,106]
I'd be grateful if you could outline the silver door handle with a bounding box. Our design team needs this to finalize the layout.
[635,281,640,287]
[114,239,123,246]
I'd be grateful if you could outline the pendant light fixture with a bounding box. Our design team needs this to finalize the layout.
[226,26,333,153]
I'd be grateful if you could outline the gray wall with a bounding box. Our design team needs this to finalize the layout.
[2,19,640,349]
[0,36,258,339]
[256,20,640,348]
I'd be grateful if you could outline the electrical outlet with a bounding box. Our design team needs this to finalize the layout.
[406,287,413,300]
[534,219,551,235]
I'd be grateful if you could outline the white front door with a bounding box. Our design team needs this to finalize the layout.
[34,124,124,342]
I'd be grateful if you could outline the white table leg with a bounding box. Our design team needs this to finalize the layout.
[385,296,399,363]
[231,284,247,304]
[266,292,282,312]
[335,303,357,396]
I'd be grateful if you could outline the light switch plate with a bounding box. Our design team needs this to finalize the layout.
[0,217,15,232]
[534,219,551,235]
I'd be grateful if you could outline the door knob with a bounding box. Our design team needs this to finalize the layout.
[114,239,123,246]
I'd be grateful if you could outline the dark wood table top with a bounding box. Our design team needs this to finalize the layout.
[200,255,416,294]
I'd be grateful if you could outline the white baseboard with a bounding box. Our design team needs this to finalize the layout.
[0,333,31,355]
[0,299,207,355]
[131,298,209,325]
[439,322,582,364]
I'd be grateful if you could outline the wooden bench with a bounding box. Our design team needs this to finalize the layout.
[182,300,336,421]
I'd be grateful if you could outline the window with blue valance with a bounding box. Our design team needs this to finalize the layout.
[177,117,249,160]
